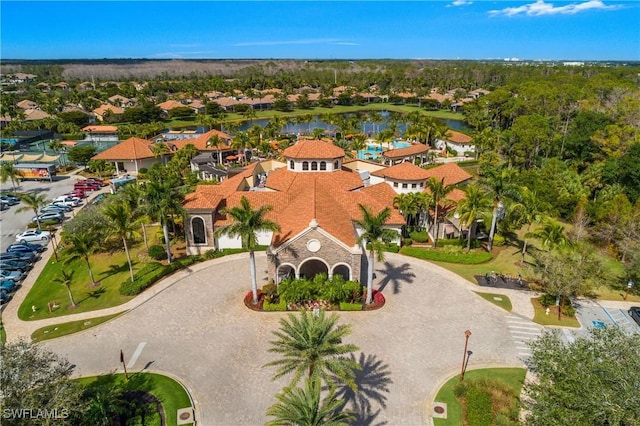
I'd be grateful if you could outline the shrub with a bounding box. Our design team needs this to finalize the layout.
[203,249,222,259]
[263,299,287,311]
[493,234,506,247]
[339,302,363,311]
[400,247,493,264]
[119,257,201,296]
[563,305,576,317]
[410,230,429,243]
[262,283,278,303]
[466,387,493,426]
[366,242,400,253]
[538,294,557,307]
[402,238,412,247]
[436,238,480,249]
[148,245,166,260]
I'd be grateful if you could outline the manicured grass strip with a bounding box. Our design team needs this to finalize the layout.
[474,292,512,312]
[400,246,493,264]
[77,372,193,426]
[531,298,580,328]
[433,368,526,426]
[0,318,5,344]
[31,312,123,342]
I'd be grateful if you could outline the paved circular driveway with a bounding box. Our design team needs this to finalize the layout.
[42,253,524,425]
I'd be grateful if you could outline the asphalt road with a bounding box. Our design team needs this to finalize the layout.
[0,175,83,251]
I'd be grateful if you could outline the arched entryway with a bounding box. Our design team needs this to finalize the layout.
[332,264,351,281]
[276,264,296,284]
[299,258,329,280]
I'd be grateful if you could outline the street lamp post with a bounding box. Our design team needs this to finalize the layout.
[624,280,634,300]
[460,329,472,381]
[487,201,505,251]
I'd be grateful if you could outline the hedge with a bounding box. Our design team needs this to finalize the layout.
[366,242,400,253]
[400,247,493,264]
[119,256,201,296]
[409,230,429,243]
[436,238,480,249]
[339,302,363,311]
[263,299,287,311]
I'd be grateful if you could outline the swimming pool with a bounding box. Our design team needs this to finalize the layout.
[357,141,412,160]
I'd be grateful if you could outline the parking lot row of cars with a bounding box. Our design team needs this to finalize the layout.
[0,177,108,307]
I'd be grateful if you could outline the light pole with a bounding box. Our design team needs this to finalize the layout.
[624,280,634,300]
[487,200,505,251]
[460,329,472,381]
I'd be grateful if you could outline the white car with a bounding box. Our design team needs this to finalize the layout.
[52,196,80,207]
[15,229,51,243]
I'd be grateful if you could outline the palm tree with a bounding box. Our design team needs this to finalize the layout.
[0,162,24,191]
[215,196,280,304]
[355,204,398,304]
[53,270,77,307]
[16,192,49,230]
[103,201,140,282]
[393,193,418,230]
[454,184,493,252]
[264,310,360,389]
[512,187,550,263]
[63,231,99,286]
[426,177,455,248]
[533,220,571,251]
[266,378,354,426]
[143,176,184,264]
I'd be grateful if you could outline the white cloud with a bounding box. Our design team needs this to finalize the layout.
[489,0,619,17]
[332,42,359,46]
[233,38,339,47]
[452,0,473,6]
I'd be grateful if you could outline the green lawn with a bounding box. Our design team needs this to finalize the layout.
[18,247,145,321]
[31,312,123,342]
[474,292,513,312]
[531,297,580,327]
[433,368,527,426]
[77,372,193,426]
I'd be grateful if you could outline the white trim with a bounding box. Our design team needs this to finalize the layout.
[331,262,352,280]
[298,257,331,278]
[272,224,362,255]
[190,215,207,245]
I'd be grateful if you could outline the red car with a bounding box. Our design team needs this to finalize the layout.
[74,181,101,191]
[65,189,86,198]
[85,178,107,187]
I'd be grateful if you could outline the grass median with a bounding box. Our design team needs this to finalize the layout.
[31,312,123,342]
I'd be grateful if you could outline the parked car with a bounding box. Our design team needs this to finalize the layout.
[0,260,30,272]
[6,245,40,256]
[74,181,101,191]
[15,229,51,243]
[52,197,79,207]
[0,201,8,211]
[7,243,47,253]
[65,189,86,198]
[0,279,19,293]
[629,307,640,327]
[32,211,64,224]
[0,269,25,282]
[0,195,19,205]
[0,291,12,305]
[42,203,73,213]
[0,252,37,264]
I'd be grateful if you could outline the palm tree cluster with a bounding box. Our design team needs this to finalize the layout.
[264,310,360,425]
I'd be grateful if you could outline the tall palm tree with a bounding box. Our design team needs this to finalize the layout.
[143,176,184,264]
[533,220,571,251]
[215,196,280,304]
[512,186,550,263]
[63,231,99,286]
[16,192,49,230]
[264,310,360,389]
[0,162,24,191]
[103,201,140,282]
[393,193,418,230]
[355,204,398,304]
[426,177,455,248]
[53,270,77,307]
[454,184,493,252]
[266,378,354,426]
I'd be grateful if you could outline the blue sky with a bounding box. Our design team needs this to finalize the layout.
[1,1,639,60]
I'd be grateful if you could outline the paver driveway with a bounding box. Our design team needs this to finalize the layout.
[42,252,525,425]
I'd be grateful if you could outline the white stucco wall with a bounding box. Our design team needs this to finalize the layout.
[216,230,273,249]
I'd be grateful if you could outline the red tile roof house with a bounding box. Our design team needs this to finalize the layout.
[183,139,472,284]
[435,130,475,157]
[91,137,172,175]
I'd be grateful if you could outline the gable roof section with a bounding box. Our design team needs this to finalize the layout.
[171,129,233,152]
[423,163,472,186]
[282,139,345,160]
[444,130,473,144]
[93,104,124,115]
[82,125,118,133]
[92,137,157,160]
[156,100,185,111]
[382,144,429,159]
[371,161,432,181]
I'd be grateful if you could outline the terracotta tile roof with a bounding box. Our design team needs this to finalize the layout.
[82,125,118,132]
[156,100,185,111]
[358,183,400,211]
[23,109,52,120]
[422,163,472,186]
[170,129,233,152]
[282,139,345,159]
[371,162,432,181]
[444,130,473,144]
[182,191,224,210]
[265,168,363,193]
[382,144,430,159]
[92,137,157,160]
[17,100,38,109]
[93,104,124,115]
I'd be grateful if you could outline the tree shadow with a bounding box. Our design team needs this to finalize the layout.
[334,352,393,426]
[78,287,106,303]
[376,262,416,294]
[100,261,137,280]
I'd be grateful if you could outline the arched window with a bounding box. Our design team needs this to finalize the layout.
[320,161,326,171]
[302,161,309,171]
[311,161,318,171]
[334,160,339,170]
[289,160,295,170]
[192,217,206,244]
